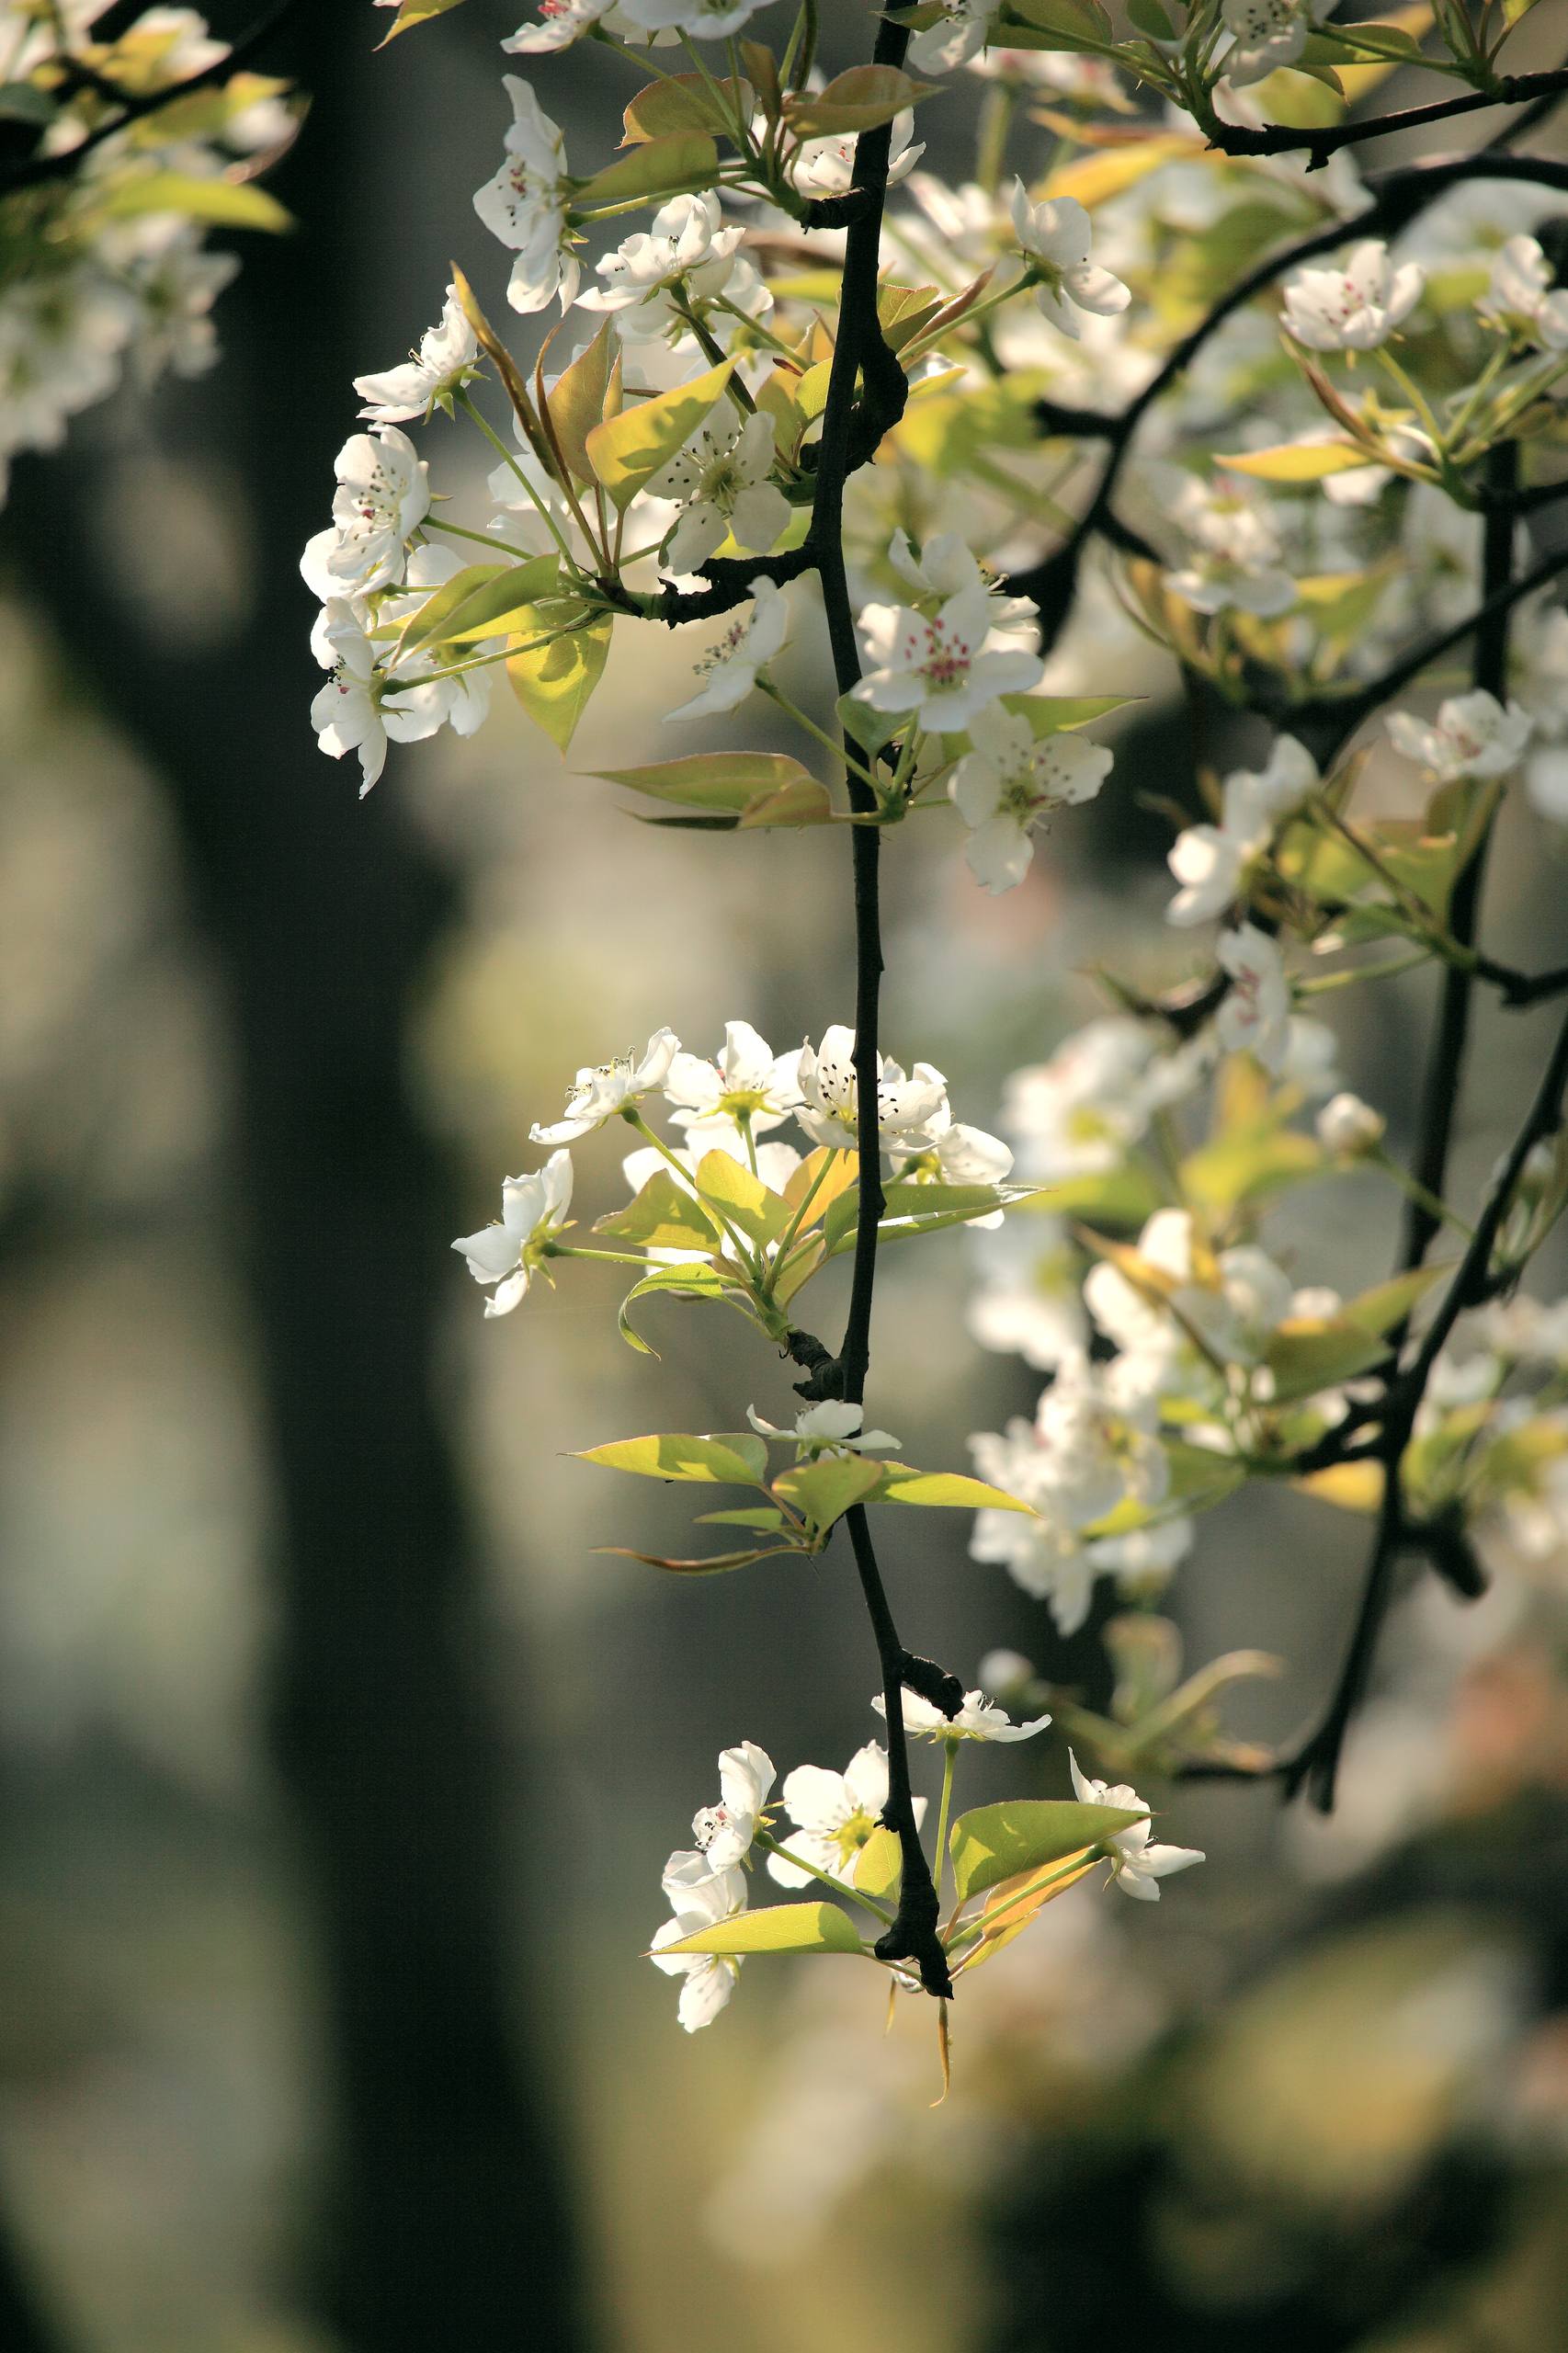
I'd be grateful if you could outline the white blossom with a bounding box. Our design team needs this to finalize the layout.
[650,1851,747,2031]
[1009,182,1131,340]
[577,192,756,342]
[666,576,790,720]
[786,113,923,199]
[1165,734,1316,926]
[1069,1754,1204,1900]
[451,1151,574,1316]
[472,75,578,315]
[1477,234,1568,351]
[766,1743,926,1889]
[663,1021,802,1136]
[1386,690,1532,781]
[530,1029,682,1143]
[504,0,616,51]
[1215,923,1290,1074]
[1164,472,1298,619]
[300,425,430,601]
[795,1025,949,1153]
[353,282,479,422]
[691,1740,776,1870]
[908,0,1004,73]
[647,409,790,574]
[949,704,1113,891]
[745,1402,902,1455]
[1281,241,1424,352]
[1221,0,1333,87]
[873,1688,1053,1742]
[619,0,778,32]
[853,584,1043,730]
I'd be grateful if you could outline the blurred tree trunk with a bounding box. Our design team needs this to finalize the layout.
[0,2222,63,2353]
[6,13,586,2351]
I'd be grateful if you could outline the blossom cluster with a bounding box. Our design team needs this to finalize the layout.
[0,2,296,506]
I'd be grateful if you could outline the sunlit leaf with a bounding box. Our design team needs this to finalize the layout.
[574,132,719,210]
[575,1431,768,1484]
[507,608,612,750]
[655,1902,863,1958]
[585,358,735,507]
[949,1800,1145,1905]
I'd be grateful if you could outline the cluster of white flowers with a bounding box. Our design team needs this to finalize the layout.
[0,3,295,506]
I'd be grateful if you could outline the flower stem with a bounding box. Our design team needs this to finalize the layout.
[753,1830,895,1926]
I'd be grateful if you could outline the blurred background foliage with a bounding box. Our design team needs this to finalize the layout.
[4,6,1568,2351]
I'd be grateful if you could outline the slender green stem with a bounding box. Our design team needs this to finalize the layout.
[753,1829,895,1925]
[552,1245,655,1267]
[767,1148,842,1281]
[424,517,544,563]
[757,679,881,791]
[1370,1147,1477,1241]
[932,1738,958,1906]
[622,1108,764,1275]
[457,390,579,575]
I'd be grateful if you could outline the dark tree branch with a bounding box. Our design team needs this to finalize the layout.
[1201,66,1568,169]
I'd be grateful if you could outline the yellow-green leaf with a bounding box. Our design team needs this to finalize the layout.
[1264,1316,1392,1404]
[97,169,291,231]
[693,1152,793,1245]
[782,65,936,136]
[771,1453,884,1532]
[507,610,612,750]
[592,751,819,812]
[949,1800,1145,1905]
[574,132,720,210]
[875,1467,1036,1514]
[1218,441,1372,483]
[376,0,465,41]
[621,74,752,144]
[594,1171,721,1253]
[542,317,617,484]
[576,1431,767,1484]
[854,1826,903,1898]
[585,358,734,508]
[655,1902,862,1958]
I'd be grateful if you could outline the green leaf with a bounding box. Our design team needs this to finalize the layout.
[1180,1127,1324,1215]
[693,1152,793,1246]
[1127,0,1176,33]
[574,132,720,210]
[1219,440,1373,483]
[854,1827,903,1897]
[655,1902,862,1958]
[822,1180,1018,1257]
[835,690,903,759]
[737,773,834,827]
[1001,0,1115,51]
[597,1542,796,1574]
[394,556,558,661]
[617,1263,734,1355]
[594,1171,721,1253]
[585,358,735,508]
[1342,1261,1451,1336]
[875,1466,1037,1514]
[1083,1440,1246,1538]
[695,1506,788,1531]
[949,1800,1145,1905]
[592,751,820,813]
[542,317,617,485]
[782,65,936,136]
[96,170,292,232]
[771,1453,884,1533]
[1263,1317,1392,1404]
[376,0,465,40]
[621,74,753,143]
[0,83,59,128]
[575,1431,768,1484]
[507,609,612,750]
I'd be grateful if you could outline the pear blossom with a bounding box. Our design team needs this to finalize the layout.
[309,597,461,795]
[1163,472,1298,619]
[1068,1754,1204,1900]
[650,1851,748,2031]
[969,1502,1098,1633]
[300,425,430,601]
[1477,234,1568,351]
[451,1150,574,1317]
[1281,241,1424,352]
[530,1029,682,1143]
[785,113,923,199]
[577,192,753,342]
[1318,1093,1387,1156]
[1165,734,1317,926]
[1215,924,1290,1074]
[663,1022,802,1136]
[745,1403,902,1455]
[765,1744,925,1890]
[1386,690,1532,782]
[690,1741,776,1870]
[1085,1207,1294,1379]
[666,577,789,721]
[504,0,616,50]
[1009,183,1131,340]
[873,1687,1053,1742]
[353,283,480,423]
[1221,0,1333,87]
[620,0,780,32]
[949,703,1113,891]
[892,1107,1015,1194]
[795,1025,949,1153]
[472,75,578,315]
[646,409,790,575]
[908,0,1005,73]
[1000,1018,1204,1184]
[852,584,1043,730]
[967,1212,1088,1370]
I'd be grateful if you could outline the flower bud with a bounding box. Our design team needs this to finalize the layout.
[976,1647,1036,1699]
[1316,1092,1386,1157]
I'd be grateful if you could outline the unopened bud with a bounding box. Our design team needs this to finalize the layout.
[1316,1092,1386,1157]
